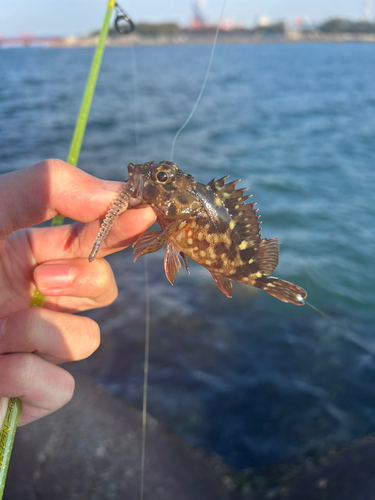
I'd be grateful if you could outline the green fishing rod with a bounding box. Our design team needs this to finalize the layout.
[0,2,133,497]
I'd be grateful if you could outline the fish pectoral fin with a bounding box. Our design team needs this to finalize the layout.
[210,272,232,298]
[164,241,182,285]
[133,222,179,261]
[180,252,190,274]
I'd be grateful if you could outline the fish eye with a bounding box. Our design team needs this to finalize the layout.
[156,170,169,183]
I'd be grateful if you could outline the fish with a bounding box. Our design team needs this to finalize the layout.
[89,161,307,306]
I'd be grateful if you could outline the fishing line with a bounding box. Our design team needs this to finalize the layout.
[305,300,375,358]
[305,300,332,319]
[136,3,227,496]
[130,44,141,162]
[128,35,150,499]
[140,257,150,500]
[169,0,227,162]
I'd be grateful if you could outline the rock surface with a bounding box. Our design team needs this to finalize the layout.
[5,364,375,500]
[234,435,375,500]
[4,366,234,500]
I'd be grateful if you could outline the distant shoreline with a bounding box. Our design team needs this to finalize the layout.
[60,32,375,47]
[2,31,375,49]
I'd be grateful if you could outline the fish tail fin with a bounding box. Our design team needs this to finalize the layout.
[255,276,307,306]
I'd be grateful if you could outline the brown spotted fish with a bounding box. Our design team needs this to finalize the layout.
[89,161,307,305]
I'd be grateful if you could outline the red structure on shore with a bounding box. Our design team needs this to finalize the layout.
[0,35,64,47]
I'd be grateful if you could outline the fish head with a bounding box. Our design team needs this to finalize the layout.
[126,161,201,219]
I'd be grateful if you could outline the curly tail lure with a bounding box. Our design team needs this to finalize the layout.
[89,184,130,262]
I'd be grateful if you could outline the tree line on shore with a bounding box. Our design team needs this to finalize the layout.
[90,18,375,38]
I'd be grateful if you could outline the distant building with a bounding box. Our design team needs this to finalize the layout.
[257,15,271,27]
[191,0,206,28]
[293,17,319,31]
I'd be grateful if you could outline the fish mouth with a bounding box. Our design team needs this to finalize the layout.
[125,163,144,207]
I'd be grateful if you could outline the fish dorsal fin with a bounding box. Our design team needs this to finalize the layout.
[259,237,279,275]
[208,176,261,244]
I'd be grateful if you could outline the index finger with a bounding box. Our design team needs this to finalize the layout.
[0,159,127,240]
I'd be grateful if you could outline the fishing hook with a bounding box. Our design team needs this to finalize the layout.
[114,2,134,34]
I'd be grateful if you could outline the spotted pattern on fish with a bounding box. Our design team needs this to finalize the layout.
[112,161,307,305]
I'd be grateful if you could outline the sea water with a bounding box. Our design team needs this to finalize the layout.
[1,43,375,468]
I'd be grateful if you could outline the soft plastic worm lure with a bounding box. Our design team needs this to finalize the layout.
[89,184,130,262]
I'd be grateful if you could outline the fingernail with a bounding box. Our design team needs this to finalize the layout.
[0,318,6,342]
[101,180,124,193]
[34,264,76,289]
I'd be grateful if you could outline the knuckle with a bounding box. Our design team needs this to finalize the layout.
[102,281,119,307]
[37,158,68,182]
[0,353,38,400]
[15,352,38,391]
[59,370,75,405]
[5,307,42,346]
[110,283,119,304]
[86,318,101,354]
[26,305,45,329]
[89,260,118,306]
[36,159,72,212]
[41,158,69,175]
[76,317,101,360]
[95,259,113,287]
[39,158,76,200]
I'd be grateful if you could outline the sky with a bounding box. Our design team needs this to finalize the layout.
[0,0,371,38]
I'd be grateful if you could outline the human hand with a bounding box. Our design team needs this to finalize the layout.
[0,159,156,425]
